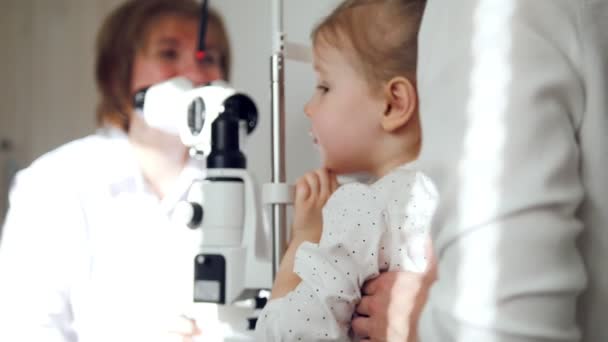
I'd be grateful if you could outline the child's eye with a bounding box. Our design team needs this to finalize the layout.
[316,85,329,94]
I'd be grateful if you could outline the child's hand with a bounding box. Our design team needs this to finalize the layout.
[270,169,338,299]
[292,168,339,242]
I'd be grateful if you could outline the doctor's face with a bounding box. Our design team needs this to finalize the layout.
[130,14,224,93]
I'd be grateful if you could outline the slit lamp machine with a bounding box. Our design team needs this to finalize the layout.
[134,0,313,337]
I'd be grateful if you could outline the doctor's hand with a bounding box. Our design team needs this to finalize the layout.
[163,315,201,342]
[352,245,437,342]
[292,168,338,242]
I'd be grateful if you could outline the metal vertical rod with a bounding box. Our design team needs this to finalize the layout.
[270,0,287,280]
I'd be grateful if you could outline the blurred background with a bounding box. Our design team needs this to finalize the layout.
[0,0,342,228]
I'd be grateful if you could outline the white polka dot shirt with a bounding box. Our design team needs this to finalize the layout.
[255,167,438,341]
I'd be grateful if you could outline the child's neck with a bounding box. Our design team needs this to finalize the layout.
[369,117,422,178]
[370,148,419,179]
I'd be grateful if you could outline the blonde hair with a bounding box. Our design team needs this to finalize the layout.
[312,0,426,89]
[94,0,231,132]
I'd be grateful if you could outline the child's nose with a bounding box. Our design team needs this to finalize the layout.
[304,100,313,118]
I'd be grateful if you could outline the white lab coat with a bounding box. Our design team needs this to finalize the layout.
[417,0,608,341]
[0,129,204,342]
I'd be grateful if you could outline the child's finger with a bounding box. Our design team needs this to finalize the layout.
[315,168,330,201]
[304,172,320,200]
[295,178,310,204]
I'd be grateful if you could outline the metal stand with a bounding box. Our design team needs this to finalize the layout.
[270,0,287,280]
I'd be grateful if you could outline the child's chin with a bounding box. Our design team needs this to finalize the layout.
[336,172,374,184]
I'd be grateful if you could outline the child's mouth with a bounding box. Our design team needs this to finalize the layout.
[309,131,319,145]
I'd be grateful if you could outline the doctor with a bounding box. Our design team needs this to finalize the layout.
[353,0,608,341]
[0,0,231,341]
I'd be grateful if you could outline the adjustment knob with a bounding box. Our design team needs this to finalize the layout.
[173,201,204,229]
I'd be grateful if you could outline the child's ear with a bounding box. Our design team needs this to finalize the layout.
[381,76,417,132]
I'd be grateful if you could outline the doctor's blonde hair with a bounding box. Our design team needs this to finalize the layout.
[312,0,426,91]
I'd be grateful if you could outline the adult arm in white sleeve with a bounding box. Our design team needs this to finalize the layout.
[417,0,587,341]
[0,168,86,342]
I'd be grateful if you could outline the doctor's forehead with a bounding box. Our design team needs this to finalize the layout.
[141,15,198,45]
[144,15,223,51]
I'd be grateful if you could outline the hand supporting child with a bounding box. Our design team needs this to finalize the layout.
[352,239,437,342]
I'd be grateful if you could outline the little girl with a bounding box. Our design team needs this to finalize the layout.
[256,0,435,340]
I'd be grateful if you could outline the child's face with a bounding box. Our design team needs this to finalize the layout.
[304,44,385,174]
